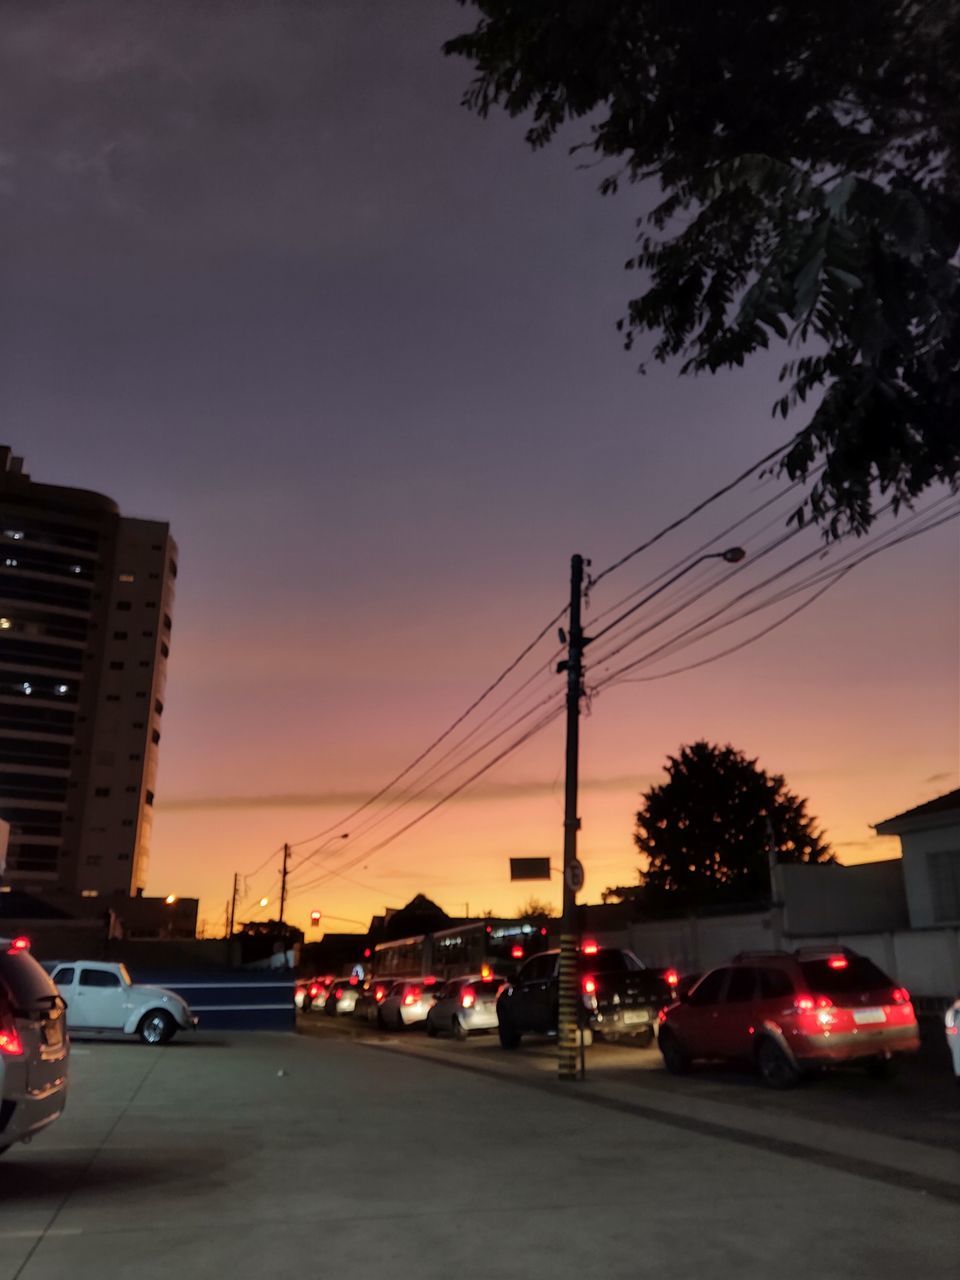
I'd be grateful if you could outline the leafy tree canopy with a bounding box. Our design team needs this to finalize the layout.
[445,2,960,536]
[626,740,832,911]
[515,895,554,920]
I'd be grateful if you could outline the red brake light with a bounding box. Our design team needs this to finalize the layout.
[582,976,597,995]
[511,945,524,959]
[461,986,476,1009]
[308,983,320,997]
[349,976,359,985]
[403,988,419,1006]
[423,975,437,986]
[795,996,815,1011]
[8,936,29,953]
[540,927,547,935]
[0,1027,23,1056]
[581,941,599,955]
[827,955,848,970]
[891,987,910,1005]
[664,968,679,987]
[334,988,343,999]
[374,986,387,1002]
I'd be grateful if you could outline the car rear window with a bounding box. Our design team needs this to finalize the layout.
[799,956,893,994]
[0,950,60,1008]
[471,980,504,996]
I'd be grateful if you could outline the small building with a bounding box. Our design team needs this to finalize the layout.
[874,788,960,927]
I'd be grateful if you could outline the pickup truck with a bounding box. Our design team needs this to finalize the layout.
[46,961,197,1045]
[496,945,673,1049]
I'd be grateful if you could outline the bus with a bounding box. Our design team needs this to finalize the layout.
[372,919,548,983]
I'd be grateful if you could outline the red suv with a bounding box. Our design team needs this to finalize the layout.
[658,947,920,1088]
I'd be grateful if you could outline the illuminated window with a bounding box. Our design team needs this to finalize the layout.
[4,558,18,568]
[0,618,11,630]
[118,573,135,583]
[80,889,99,898]
[70,564,82,574]
[21,681,32,695]
[55,683,69,696]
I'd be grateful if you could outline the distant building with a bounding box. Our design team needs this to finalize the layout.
[0,447,177,899]
[874,788,960,927]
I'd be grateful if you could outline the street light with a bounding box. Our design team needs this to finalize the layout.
[553,544,747,1081]
[584,546,747,648]
[259,897,269,908]
[164,894,177,905]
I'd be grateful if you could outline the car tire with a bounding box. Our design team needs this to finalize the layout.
[498,1021,521,1050]
[756,1037,800,1089]
[426,1018,438,1038]
[138,1009,176,1046]
[658,1028,690,1075]
[865,1054,896,1080]
[454,1015,469,1042]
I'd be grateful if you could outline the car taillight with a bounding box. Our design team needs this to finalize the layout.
[795,995,833,1012]
[403,989,419,1006]
[581,941,599,955]
[8,936,29,953]
[334,988,343,999]
[658,1007,669,1023]
[308,984,320,998]
[349,976,359,985]
[582,976,597,996]
[374,986,387,1002]
[890,987,910,1005]
[511,945,524,959]
[0,1016,23,1056]
[664,968,679,987]
[461,986,476,1009]
[827,955,848,970]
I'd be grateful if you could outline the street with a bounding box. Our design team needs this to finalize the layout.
[1,1029,957,1280]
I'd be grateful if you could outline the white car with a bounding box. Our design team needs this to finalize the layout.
[49,961,197,1045]
[1,937,69,1155]
[378,979,439,1030]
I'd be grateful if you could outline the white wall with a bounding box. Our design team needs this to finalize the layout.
[898,822,960,927]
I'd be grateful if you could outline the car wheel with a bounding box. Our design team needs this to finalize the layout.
[426,1017,438,1038]
[138,1009,176,1046]
[756,1037,800,1089]
[658,1028,690,1075]
[498,1021,521,1050]
[865,1054,896,1079]
[454,1015,469,1042]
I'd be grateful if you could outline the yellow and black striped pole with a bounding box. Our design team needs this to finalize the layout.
[557,553,585,1081]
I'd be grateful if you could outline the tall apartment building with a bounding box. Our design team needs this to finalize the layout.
[0,447,176,900]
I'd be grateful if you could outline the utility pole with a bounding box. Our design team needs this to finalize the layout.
[227,872,239,938]
[279,842,291,925]
[557,554,585,1081]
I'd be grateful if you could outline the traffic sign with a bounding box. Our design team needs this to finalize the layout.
[565,859,585,894]
[509,857,551,882]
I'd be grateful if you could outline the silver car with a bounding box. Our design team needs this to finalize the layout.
[426,975,505,1040]
[0,938,69,1156]
[378,979,439,1030]
[324,976,363,1016]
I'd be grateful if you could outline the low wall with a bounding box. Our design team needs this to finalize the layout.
[128,968,295,1032]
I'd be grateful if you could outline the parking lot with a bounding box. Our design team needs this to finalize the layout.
[2,1026,957,1280]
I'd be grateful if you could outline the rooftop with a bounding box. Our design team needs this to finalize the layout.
[875,787,960,834]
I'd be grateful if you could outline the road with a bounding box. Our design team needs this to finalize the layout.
[0,1028,956,1280]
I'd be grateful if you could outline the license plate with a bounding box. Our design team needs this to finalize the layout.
[853,1008,886,1026]
[622,1009,650,1025]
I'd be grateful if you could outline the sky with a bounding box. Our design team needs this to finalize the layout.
[2,0,957,937]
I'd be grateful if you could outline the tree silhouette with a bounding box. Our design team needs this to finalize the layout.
[632,741,832,911]
[445,4,960,537]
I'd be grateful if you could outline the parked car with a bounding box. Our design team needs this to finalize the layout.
[295,976,334,1012]
[426,975,505,1039]
[496,945,674,1049]
[658,947,920,1088]
[323,975,363,1017]
[352,977,393,1025]
[378,979,438,1031]
[0,937,69,1156]
[48,961,197,1045]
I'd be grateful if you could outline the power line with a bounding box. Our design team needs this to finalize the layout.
[587,435,798,589]
[284,602,568,853]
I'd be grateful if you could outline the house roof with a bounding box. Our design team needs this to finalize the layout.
[874,788,960,834]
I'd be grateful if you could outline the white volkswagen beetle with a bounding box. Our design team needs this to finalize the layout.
[48,961,197,1045]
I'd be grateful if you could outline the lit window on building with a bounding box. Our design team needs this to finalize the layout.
[70,564,83,574]
[0,618,11,630]
[55,683,69,696]
[119,573,135,583]
[21,681,32,695]
[4,558,18,568]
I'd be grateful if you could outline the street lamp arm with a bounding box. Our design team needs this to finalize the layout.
[584,547,745,647]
